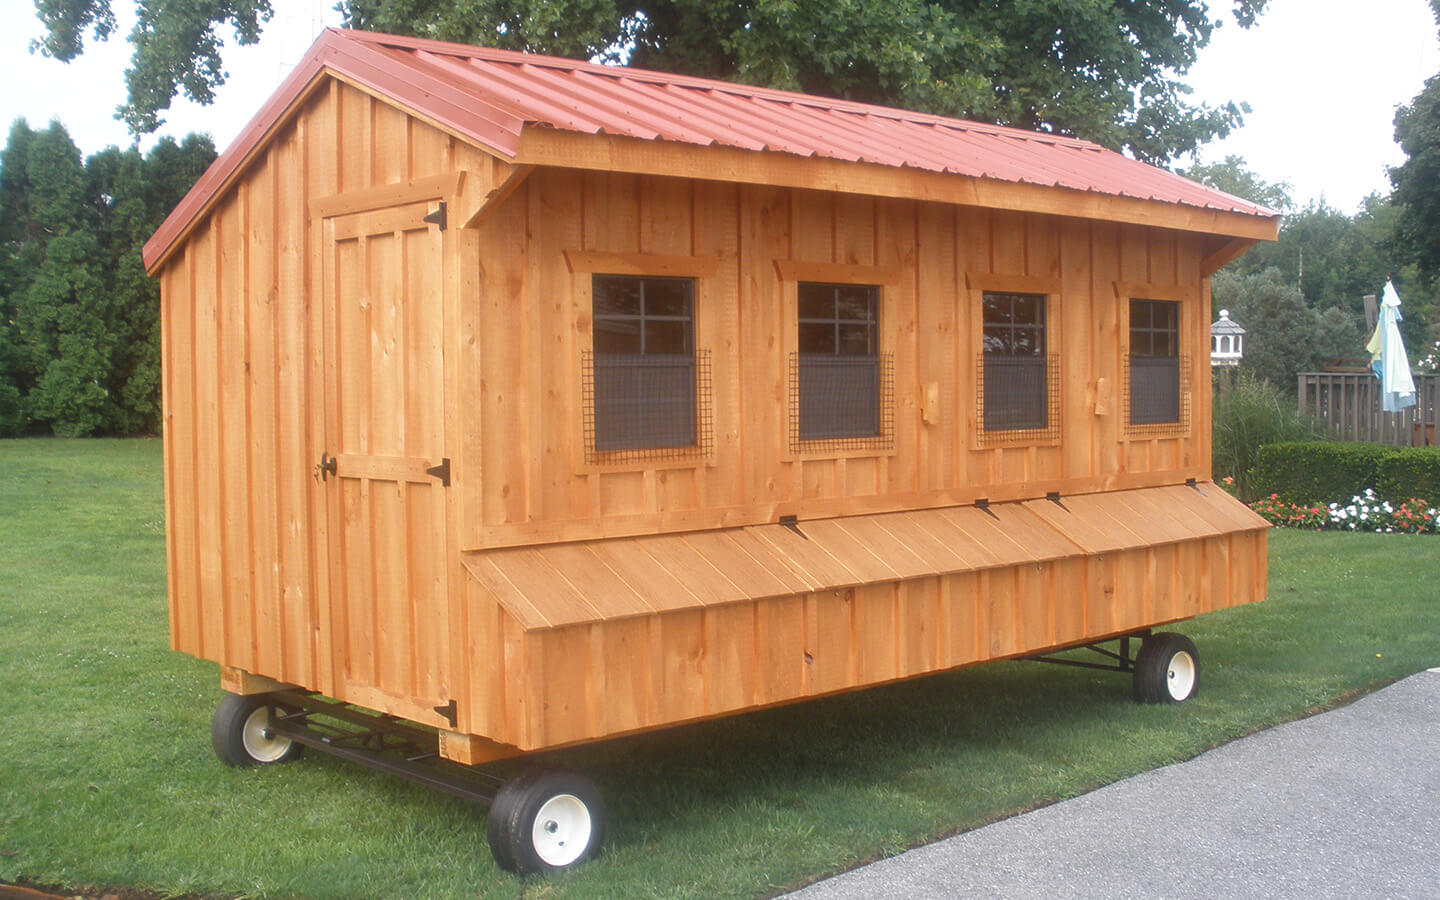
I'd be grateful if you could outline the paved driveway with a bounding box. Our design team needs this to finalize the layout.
[788,669,1440,900]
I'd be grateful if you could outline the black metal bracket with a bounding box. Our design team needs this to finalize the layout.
[1186,477,1200,490]
[1046,491,1068,511]
[266,691,502,806]
[974,498,998,519]
[423,201,447,231]
[425,458,451,486]
[318,452,337,481]
[433,698,458,728]
[779,514,806,538]
[1025,630,1151,674]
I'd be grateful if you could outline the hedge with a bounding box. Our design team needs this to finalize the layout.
[1250,442,1440,504]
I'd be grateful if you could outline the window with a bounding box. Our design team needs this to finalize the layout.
[1128,298,1181,425]
[981,292,1050,433]
[588,275,699,454]
[794,282,883,443]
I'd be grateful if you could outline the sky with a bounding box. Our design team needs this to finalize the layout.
[0,0,1436,215]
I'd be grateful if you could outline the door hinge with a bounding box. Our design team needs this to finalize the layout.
[432,698,458,728]
[425,457,451,487]
[423,201,447,231]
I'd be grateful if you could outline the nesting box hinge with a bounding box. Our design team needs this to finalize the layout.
[1046,491,1068,511]
[432,698,458,728]
[1186,477,1200,490]
[779,514,807,539]
[425,458,451,486]
[423,201,447,231]
[974,498,998,519]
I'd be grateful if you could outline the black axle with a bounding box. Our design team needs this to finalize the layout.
[265,690,502,805]
[1025,630,1151,674]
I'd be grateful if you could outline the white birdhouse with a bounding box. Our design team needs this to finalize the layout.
[1210,309,1245,366]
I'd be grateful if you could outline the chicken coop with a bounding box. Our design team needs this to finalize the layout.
[144,28,1277,872]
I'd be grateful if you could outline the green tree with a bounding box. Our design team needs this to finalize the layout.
[1177,154,1292,212]
[1392,1,1440,282]
[0,118,216,436]
[34,0,1268,164]
[1212,267,1366,390]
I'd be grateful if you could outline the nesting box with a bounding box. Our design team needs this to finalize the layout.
[146,28,1277,870]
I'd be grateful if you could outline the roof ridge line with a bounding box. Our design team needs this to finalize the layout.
[332,27,1104,151]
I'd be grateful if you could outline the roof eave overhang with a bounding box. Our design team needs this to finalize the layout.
[143,30,525,273]
[514,128,1281,243]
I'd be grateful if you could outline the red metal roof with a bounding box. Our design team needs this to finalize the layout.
[144,28,1275,271]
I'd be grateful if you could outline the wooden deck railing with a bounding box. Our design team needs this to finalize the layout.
[1297,371,1439,446]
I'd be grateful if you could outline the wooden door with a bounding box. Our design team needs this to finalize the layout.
[320,201,451,721]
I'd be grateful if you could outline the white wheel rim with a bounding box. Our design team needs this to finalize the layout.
[531,793,592,868]
[241,706,294,763]
[1165,650,1197,700]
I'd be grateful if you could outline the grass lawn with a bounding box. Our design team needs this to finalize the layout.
[1,437,1436,899]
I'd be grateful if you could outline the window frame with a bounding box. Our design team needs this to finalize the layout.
[566,250,721,470]
[1117,282,1194,439]
[966,273,1063,449]
[776,260,901,459]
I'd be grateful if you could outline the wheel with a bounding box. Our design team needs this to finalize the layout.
[1133,632,1200,703]
[487,769,606,873]
[211,692,304,767]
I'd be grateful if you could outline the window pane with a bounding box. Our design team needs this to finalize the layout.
[644,320,689,354]
[799,322,836,354]
[1129,355,1180,424]
[835,285,876,322]
[798,283,833,320]
[982,292,1008,324]
[837,322,873,356]
[643,278,691,318]
[1130,331,1152,357]
[984,356,1047,430]
[594,318,642,354]
[594,276,641,316]
[983,325,1011,355]
[1130,299,1150,329]
[1011,294,1042,325]
[1011,326,1043,356]
[594,355,697,450]
[798,355,879,440]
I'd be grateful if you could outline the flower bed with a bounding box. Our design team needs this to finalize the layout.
[1250,488,1440,533]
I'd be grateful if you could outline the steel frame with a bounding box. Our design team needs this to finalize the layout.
[264,690,502,805]
[1025,630,1151,674]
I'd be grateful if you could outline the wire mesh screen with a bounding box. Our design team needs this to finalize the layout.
[976,354,1061,445]
[1124,353,1192,436]
[788,352,895,452]
[582,349,713,463]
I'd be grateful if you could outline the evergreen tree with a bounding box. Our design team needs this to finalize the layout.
[0,119,215,436]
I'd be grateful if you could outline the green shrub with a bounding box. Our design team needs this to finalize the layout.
[1211,373,1321,500]
[1249,442,1392,504]
[1376,447,1440,503]
[1250,442,1440,505]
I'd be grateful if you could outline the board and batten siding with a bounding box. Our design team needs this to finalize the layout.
[465,168,1213,551]
[160,80,512,727]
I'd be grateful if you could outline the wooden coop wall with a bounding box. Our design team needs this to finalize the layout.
[159,80,512,720]
[462,517,1268,751]
[464,168,1216,552]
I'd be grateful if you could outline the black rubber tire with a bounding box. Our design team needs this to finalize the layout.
[487,769,606,874]
[1133,633,1201,704]
[211,692,305,767]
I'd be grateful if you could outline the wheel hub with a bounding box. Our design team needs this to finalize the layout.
[531,793,592,868]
